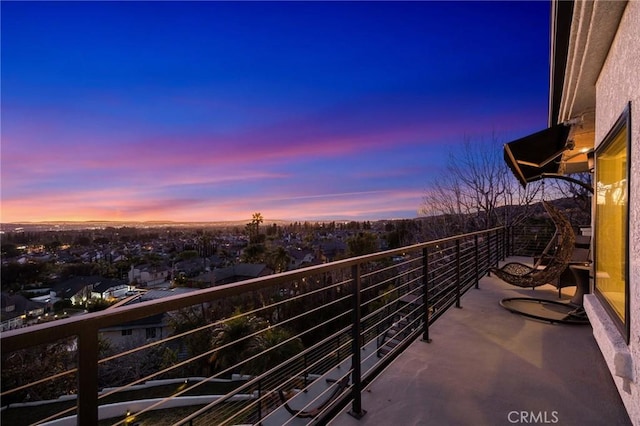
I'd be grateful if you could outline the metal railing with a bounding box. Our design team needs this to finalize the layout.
[510,223,556,257]
[1,227,508,426]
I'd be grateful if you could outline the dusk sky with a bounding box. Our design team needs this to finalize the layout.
[2,1,550,223]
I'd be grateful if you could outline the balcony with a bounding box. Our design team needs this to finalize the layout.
[330,265,631,425]
[0,227,630,425]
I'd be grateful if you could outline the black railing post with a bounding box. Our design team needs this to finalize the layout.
[474,234,479,289]
[511,227,515,256]
[505,228,509,257]
[455,239,461,308]
[494,230,499,267]
[504,227,511,259]
[257,379,262,422]
[422,247,431,342]
[348,264,366,419]
[504,228,508,258]
[303,352,308,387]
[77,328,99,426]
[486,231,492,276]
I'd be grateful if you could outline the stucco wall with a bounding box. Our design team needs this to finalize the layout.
[593,1,640,423]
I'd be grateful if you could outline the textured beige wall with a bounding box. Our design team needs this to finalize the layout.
[594,0,640,423]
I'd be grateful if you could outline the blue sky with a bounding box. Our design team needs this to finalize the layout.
[1,1,550,223]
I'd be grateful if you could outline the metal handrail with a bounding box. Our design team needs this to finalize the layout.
[1,226,508,426]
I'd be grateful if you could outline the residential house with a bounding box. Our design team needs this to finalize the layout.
[51,276,128,306]
[192,263,273,287]
[506,2,639,421]
[174,258,209,278]
[90,279,131,302]
[319,239,347,262]
[99,287,198,348]
[128,263,172,287]
[0,293,46,331]
[287,248,315,270]
[51,276,99,306]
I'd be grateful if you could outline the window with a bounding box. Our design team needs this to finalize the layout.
[146,327,157,339]
[121,329,132,336]
[594,104,631,342]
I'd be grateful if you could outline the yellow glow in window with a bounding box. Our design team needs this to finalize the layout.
[595,124,627,322]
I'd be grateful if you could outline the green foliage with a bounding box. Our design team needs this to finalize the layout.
[0,262,51,292]
[347,232,378,256]
[142,253,163,266]
[178,250,199,261]
[209,313,268,374]
[44,241,62,252]
[86,298,114,312]
[246,327,304,375]
[266,246,290,273]
[98,339,167,389]
[241,243,266,264]
[74,236,91,246]
[209,310,305,376]
[59,263,95,278]
[1,338,77,404]
[168,306,212,376]
[53,299,73,313]
[1,243,23,258]
[368,284,399,315]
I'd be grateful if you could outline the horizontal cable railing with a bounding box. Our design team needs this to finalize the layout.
[1,227,509,426]
[510,223,555,257]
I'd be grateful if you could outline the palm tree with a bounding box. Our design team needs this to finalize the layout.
[249,212,264,243]
[209,313,268,374]
[246,327,303,375]
[252,212,264,229]
[267,246,290,273]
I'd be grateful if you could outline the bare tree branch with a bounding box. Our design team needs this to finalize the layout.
[421,135,543,238]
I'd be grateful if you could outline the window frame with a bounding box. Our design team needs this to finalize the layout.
[145,327,157,339]
[593,103,631,343]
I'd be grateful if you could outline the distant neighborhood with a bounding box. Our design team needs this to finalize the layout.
[1,197,585,340]
[1,218,426,336]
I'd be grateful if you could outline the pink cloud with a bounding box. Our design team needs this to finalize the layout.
[1,187,425,223]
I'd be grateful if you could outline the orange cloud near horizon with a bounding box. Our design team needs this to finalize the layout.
[1,189,424,224]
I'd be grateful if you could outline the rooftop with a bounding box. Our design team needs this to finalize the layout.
[330,261,631,426]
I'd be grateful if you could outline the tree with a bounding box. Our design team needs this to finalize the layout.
[98,337,167,388]
[546,172,592,225]
[250,212,264,244]
[246,327,303,375]
[242,243,266,264]
[1,243,22,258]
[167,305,212,376]
[209,313,268,375]
[347,232,378,257]
[178,250,199,261]
[1,338,77,404]
[385,220,421,249]
[422,136,542,238]
[252,212,264,231]
[267,246,290,273]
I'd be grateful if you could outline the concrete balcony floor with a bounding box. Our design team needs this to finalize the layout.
[331,258,631,426]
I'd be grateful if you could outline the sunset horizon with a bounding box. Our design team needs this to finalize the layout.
[2,1,550,224]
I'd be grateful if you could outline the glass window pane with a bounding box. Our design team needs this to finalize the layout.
[595,124,627,321]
